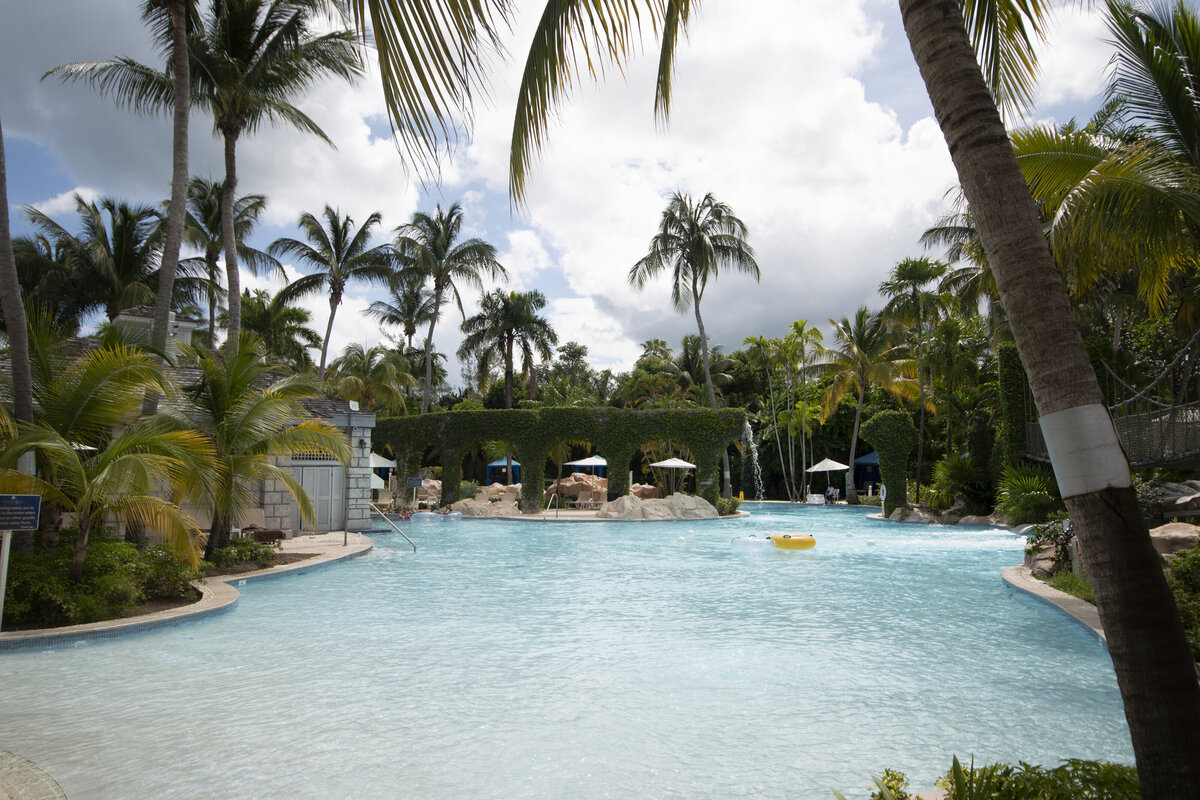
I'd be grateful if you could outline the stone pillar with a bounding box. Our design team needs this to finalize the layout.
[344,414,376,531]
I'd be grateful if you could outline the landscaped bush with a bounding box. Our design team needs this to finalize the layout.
[927,452,980,512]
[1025,510,1074,574]
[996,462,1062,524]
[1165,543,1200,661]
[837,757,1138,800]
[2,530,199,629]
[716,496,740,516]
[459,479,480,498]
[204,537,277,570]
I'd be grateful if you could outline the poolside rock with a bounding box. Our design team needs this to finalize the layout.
[1149,521,1200,555]
[596,493,717,520]
[545,472,607,501]
[451,497,520,517]
[1159,480,1200,511]
[418,478,441,503]
[959,514,995,526]
[1025,544,1057,577]
[630,483,660,499]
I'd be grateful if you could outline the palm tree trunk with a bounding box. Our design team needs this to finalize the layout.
[846,387,863,504]
[766,370,793,500]
[421,292,441,413]
[0,115,32,424]
[914,293,926,503]
[207,253,219,347]
[318,292,339,382]
[900,0,1200,791]
[143,0,190,415]
[786,371,797,497]
[69,514,91,582]
[221,131,241,342]
[691,290,731,498]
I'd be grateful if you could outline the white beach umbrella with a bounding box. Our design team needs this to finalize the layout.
[564,455,608,468]
[806,457,849,472]
[649,457,697,469]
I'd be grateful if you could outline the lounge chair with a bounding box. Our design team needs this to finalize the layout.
[570,490,593,509]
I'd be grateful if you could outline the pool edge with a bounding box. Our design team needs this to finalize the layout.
[1002,565,1106,644]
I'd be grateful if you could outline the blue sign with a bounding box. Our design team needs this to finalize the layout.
[407,477,423,488]
[0,495,41,530]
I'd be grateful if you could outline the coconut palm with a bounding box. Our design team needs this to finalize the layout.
[630,191,759,497]
[366,266,438,349]
[237,289,320,370]
[271,206,393,380]
[743,334,793,501]
[324,342,416,415]
[458,289,557,410]
[0,122,31,425]
[815,307,916,505]
[880,256,947,502]
[44,1,193,411]
[0,333,214,579]
[10,234,87,327]
[21,195,209,322]
[393,203,506,413]
[177,333,351,558]
[180,176,278,346]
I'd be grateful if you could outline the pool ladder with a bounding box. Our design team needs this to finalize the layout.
[544,492,561,520]
[369,502,417,553]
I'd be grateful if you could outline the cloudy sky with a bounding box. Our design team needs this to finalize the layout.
[1,0,1112,383]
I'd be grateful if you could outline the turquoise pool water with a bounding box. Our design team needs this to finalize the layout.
[0,504,1132,799]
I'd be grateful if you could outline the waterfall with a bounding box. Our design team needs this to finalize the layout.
[742,420,765,501]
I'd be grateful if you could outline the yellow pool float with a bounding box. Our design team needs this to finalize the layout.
[769,534,816,550]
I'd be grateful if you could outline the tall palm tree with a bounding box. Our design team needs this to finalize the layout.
[393,203,506,413]
[43,0,193,414]
[815,306,915,505]
[1,130,32,424]
[237,288,320,370]
[458,289,557,410]
[630,191,759,497]
[880,256,947,502]
[194,0,364,340]
[271,206,393,380]
[743,334,793,501]
[325,342,415,415]
[177,333,351,558]
[782,320,823,497]
[365,265,438,349]
[180,176,278,346]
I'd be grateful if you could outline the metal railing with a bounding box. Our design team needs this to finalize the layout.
[543,492,560,520]
[369,502,417,553]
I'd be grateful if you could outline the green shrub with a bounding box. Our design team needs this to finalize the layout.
[716,496,740,516]
[1166,544,1200,661]
[2,530,199,629]
[872,769,911,800]
[996,462,1062,524]
[205,538,277,570]
[1133,475,1165,523]
[459,479,480,498]
[936,756,1139,799]
[928,452,978,512]
[1025,510,1074,573]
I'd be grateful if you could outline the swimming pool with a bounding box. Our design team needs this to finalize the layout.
[0,504,1132,799]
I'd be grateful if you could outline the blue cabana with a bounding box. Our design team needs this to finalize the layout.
[854,451,880,492]
[486,457,520,484]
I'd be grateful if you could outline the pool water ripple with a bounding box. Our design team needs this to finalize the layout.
[0,504,1132,799]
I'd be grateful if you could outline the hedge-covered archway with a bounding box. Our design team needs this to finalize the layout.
[374,408,746,512]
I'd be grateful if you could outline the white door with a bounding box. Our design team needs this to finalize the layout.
[291,466,345,531]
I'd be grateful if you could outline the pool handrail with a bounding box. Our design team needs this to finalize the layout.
[544,492,560,520]
[369,502,417,553]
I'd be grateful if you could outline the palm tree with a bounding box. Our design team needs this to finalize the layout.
[815,307,915,505]
[180,176,278,346]
[880,256,947,502]
[743,334,793,501]
[177,333,351,558]
[366,266,438,349]
[393,203,506,413]
[271,206,393,380]
[1,128,32,425]
[630,191,759,497]
[0,336,214,579]
[325,342,416,415]
[781,320,823,498]
[43,0,193,414]
[237,288,320,370]
[458,289,558,410]
[23,195,180,322]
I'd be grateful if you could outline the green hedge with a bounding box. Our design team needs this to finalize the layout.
[375,407,745,511]
[860,409,916,516]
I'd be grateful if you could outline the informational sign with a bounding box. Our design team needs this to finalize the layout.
[0,495,41,531]
[407,477,423,489]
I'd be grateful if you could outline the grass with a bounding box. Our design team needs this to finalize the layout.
[1045,570,1094,604]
